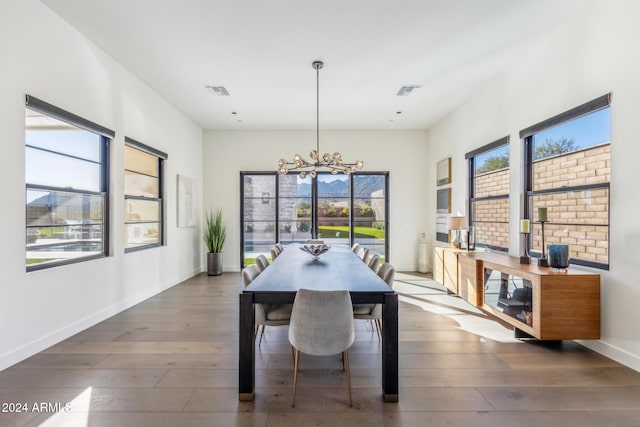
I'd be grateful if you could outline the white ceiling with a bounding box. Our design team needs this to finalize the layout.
[41,0,578,130]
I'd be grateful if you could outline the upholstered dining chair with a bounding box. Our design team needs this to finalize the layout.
[367,253,381,273]
[271,243,284,260]
[242,264,261,287]
[289,289,355,407]
[352,262,395,340]
[255,254,270,272]
[242,264,291,344]
[306,239,325,244]
[357,247,370,263]
[351,243,361,254]
[377,262,395,286]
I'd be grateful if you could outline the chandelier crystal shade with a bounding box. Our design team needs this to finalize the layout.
[276,61,363,178]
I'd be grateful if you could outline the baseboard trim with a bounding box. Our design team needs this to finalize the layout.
[578,339,640,373]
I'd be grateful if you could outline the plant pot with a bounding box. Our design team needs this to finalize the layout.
[207,252,223,276]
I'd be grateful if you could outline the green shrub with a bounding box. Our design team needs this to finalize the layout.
[298,221,310,232]
[359,204,374,217]
[325,207,337,217]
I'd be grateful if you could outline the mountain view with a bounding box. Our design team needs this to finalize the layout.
[297,176,385,198]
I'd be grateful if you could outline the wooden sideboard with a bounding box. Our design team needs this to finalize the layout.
[433,248,601,340]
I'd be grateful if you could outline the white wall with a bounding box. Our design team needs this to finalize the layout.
[0,0,203,370]
[427,1,640,371]
[203,130,429,272]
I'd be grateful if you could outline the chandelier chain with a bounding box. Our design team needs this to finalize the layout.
[276,60,364,178]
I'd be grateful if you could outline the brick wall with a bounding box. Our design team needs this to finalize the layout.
[474,167,510,248]
[475,167,509,198]
[533,144,610,191]
[531,143,610,264]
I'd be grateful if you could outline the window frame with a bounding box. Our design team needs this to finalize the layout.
[239,171,389,267]
[25,95,113,271]
[466,136,510,252]
[521,94,611,270]
[124,136,167,253]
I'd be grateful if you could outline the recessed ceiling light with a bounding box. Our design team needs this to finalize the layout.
[396,85,422,96]
[396,111,402,114]
[231,111,237,115]
[205,86,230,96]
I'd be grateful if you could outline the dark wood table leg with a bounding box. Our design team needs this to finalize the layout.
[239,292,255,401]
[382,292,399,402]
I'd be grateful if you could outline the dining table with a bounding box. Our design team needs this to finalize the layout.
[239,243,399,402]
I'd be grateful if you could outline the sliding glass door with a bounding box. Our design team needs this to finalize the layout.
[241,174,276,265]
[278,174,312,244]
[317,174,350,246]
[240,172,388,267]
[353,174,387,259]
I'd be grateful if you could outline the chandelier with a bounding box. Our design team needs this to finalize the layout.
[277,61,364,178]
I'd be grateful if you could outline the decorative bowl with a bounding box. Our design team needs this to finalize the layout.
[299,244,331,258]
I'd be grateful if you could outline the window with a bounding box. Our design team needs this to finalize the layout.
[467,137,510,251]
[240,172,389,266]
[317,174,351,246]
[522,94,611,269]
[25,95,112,271]
[242,173,277,259]
[124,137,167,251]
[353,174,387,256]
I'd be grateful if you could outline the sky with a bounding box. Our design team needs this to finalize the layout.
[534,107,610,149]
[474,107,610,172]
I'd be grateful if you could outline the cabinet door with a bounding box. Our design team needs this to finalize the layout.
[443,250,459,294]
[458,255,483,307]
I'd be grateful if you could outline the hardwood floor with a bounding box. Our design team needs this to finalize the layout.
[1,271,640,426]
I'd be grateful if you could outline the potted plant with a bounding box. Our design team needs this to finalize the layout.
[202,208,227,276]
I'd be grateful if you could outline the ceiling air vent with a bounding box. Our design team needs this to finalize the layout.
[206,86,230,96]
[396,85,422,96]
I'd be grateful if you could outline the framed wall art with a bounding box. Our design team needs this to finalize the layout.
[436,157,451,186]
[436,216,450,242]
[177,174,196,227]
[436,188,451,214]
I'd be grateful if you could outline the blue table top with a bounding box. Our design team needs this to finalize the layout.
[245,244,392,294]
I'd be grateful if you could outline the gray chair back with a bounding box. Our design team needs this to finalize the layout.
[367,253,381,273]
[351,243,361,254]
[242,264,261,287]
[255,254,269,272]
[358,247,370,263]
[289,289,355,356]
[377,263,395,287]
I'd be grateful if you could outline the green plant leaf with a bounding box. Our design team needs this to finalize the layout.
[202,208,226,253]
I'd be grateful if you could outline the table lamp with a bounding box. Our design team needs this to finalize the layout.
[448,216,467,248]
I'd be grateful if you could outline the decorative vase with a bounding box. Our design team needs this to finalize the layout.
[548,244,569,272]
[207,252,223,276]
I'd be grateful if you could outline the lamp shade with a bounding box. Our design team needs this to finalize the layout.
[448,216,467,230]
